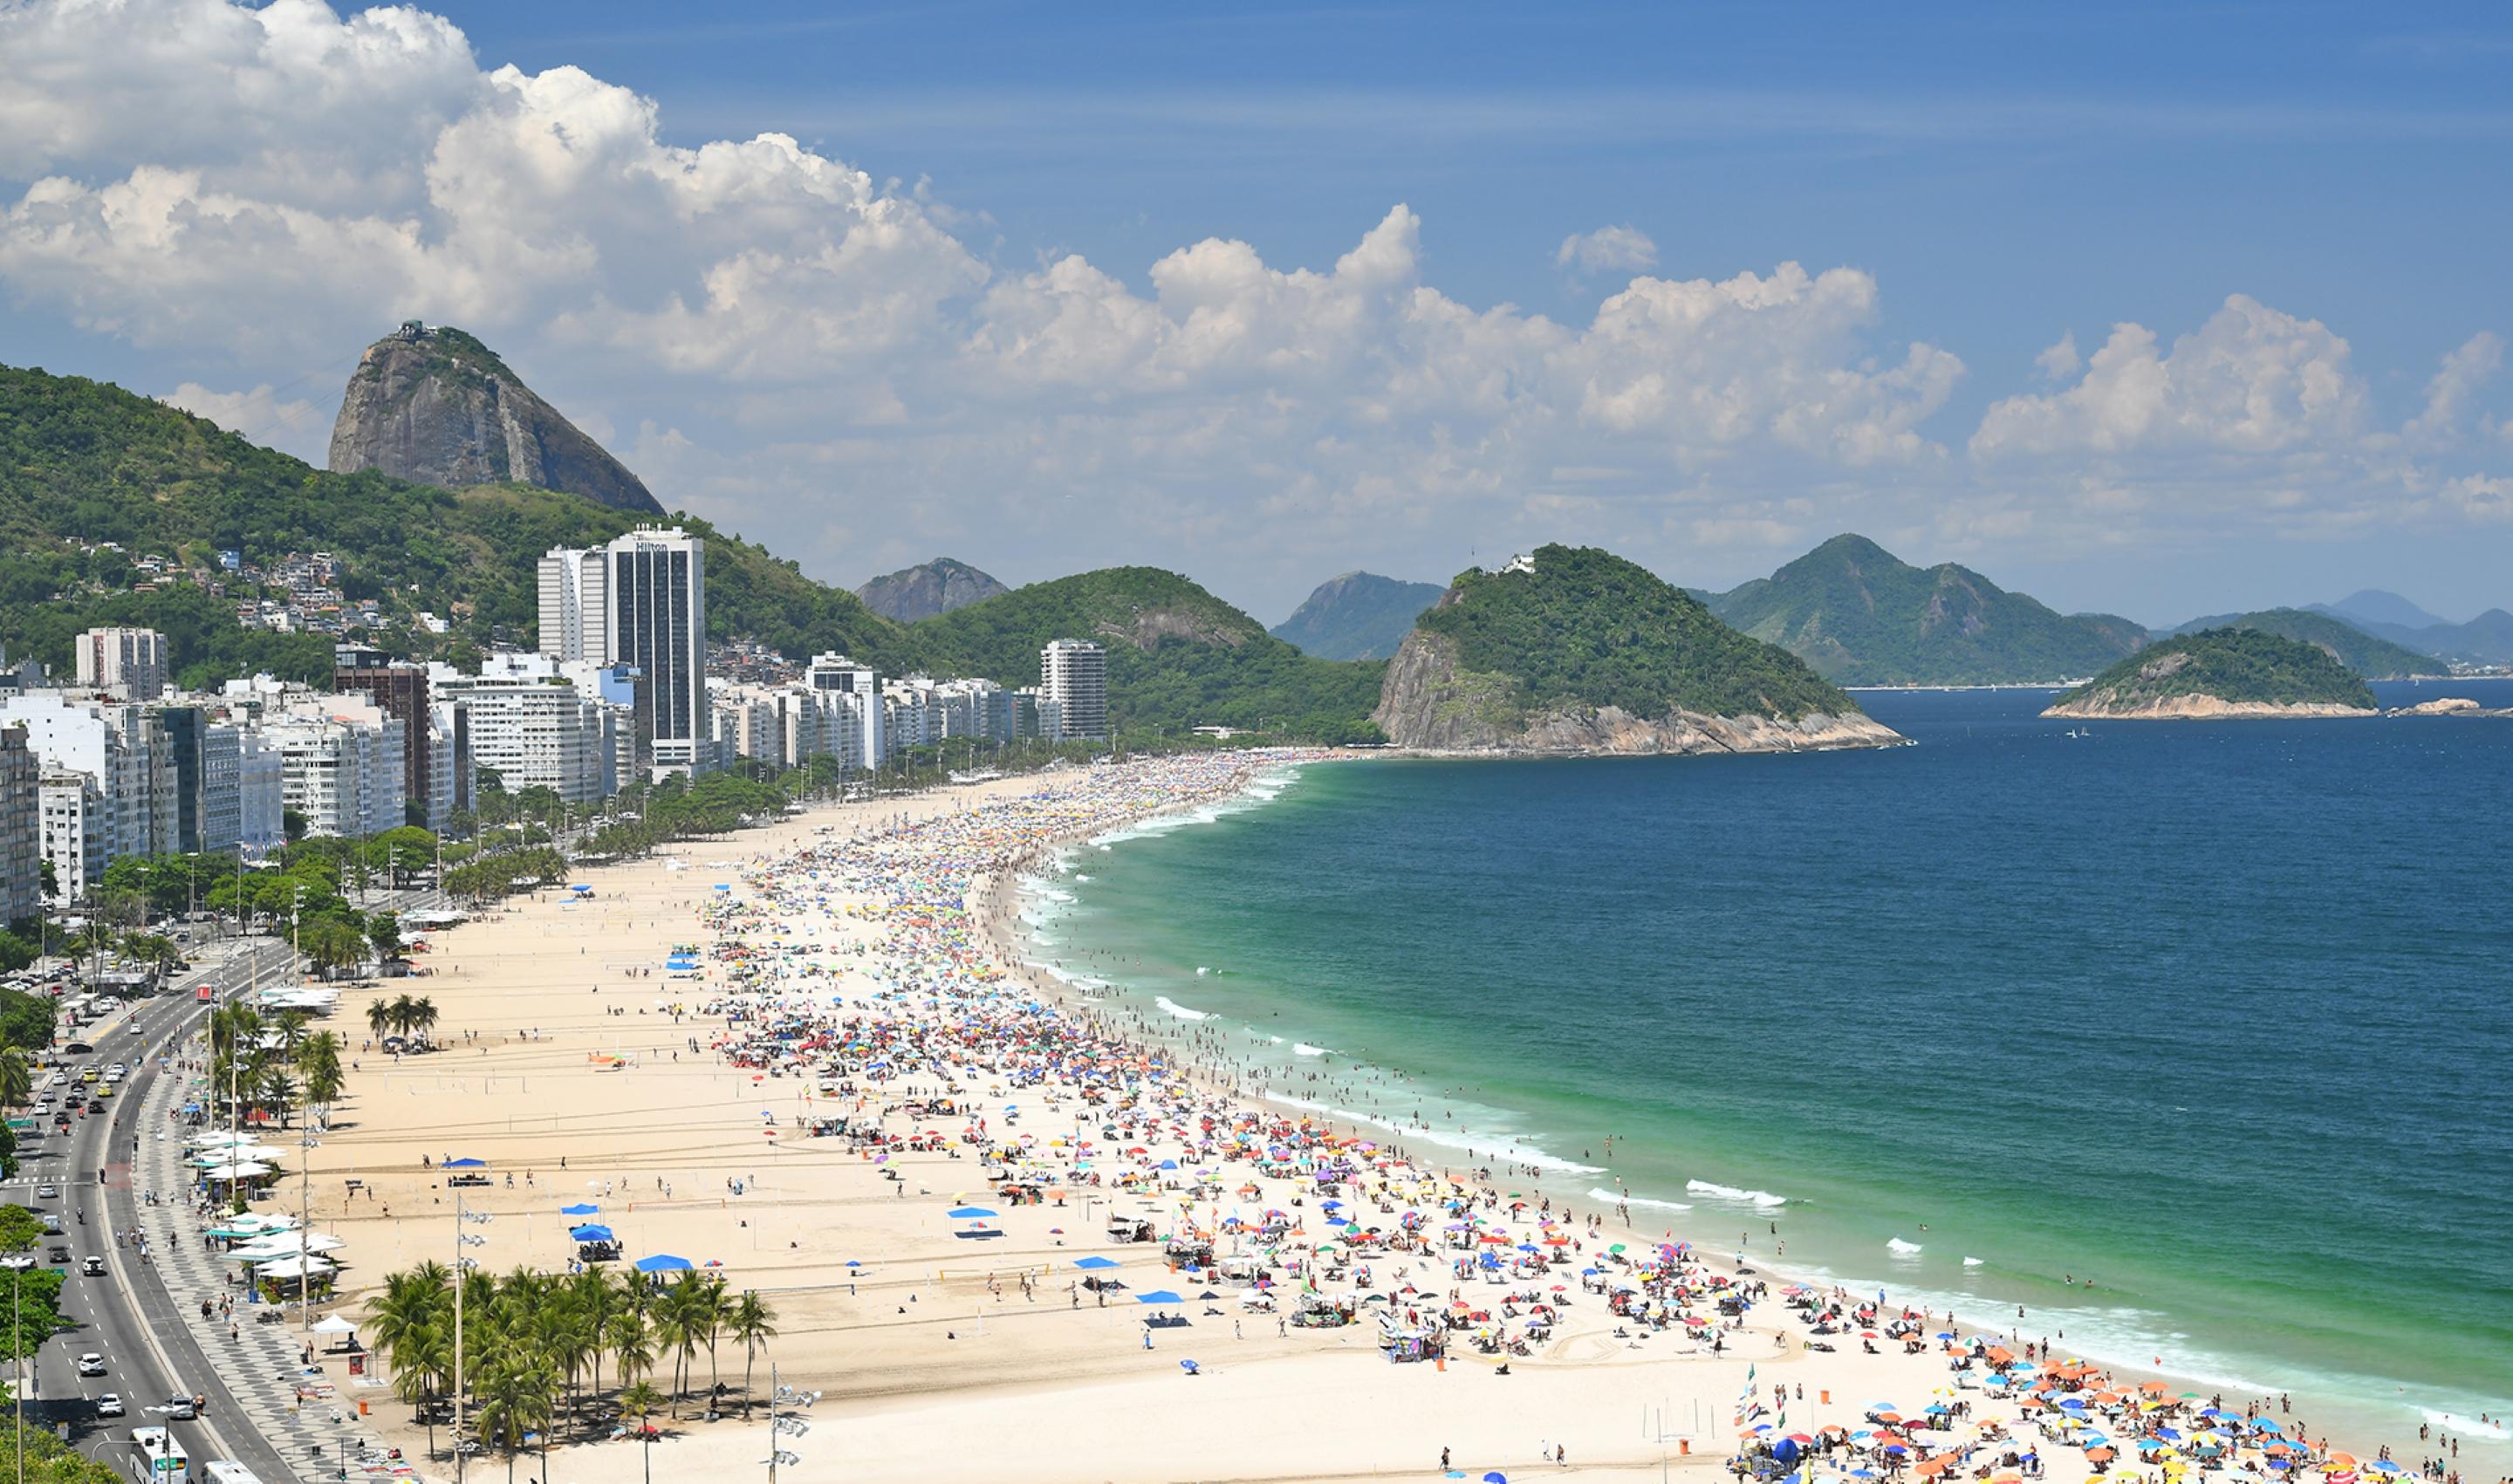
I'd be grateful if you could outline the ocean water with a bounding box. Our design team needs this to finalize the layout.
[1024,682,2513,1460]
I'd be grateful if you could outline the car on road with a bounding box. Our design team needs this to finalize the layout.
[34,1184,57,1199]
[46,1245,68,1263]
[163,1392,197,1419]
[76,1352,106,1377]
[93,1393,123,1418]
[81,1255,104,1275]
[47,1073,65,1087]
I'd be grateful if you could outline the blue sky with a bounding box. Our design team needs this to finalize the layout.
[3,0,2510,625]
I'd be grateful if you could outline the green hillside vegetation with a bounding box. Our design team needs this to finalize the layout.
[0,364,894,687]
[909,568,1386,741]
[1418,545,1858,721]
[1270,571,1446,660]
[2156,607,2443,679]
[2055,628,2377,710]
[1707,534,2148,684]
[1,359,1387,738]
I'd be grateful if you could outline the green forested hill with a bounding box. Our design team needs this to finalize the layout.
[1707,534,2148,684]
[0,363,898,686]
[1417,545,1858,721]
[907,567,1386,739]
[0,361,1382,735]
[2155,607,2444,679]
[2053,628,2377,712]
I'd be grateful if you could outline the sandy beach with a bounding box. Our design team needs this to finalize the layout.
[253,754,2443,1484]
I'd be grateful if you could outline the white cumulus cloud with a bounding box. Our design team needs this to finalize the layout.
[0,0,2506,608]
[1971,295,2367,459]
[1556,224,1659,276]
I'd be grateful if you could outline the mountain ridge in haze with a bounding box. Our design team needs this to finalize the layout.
[1702,534,2148,685]
[1270,571,1446,660]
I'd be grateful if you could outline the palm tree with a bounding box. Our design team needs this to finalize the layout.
[298,1031,345,1110]
[699,1274,731,1406]
[606,1307,655,1396]
[257,1069,298,1129]
[388,992,419,1039]
[729,1289,777,1418]
[615,1380,664,1484]
[0,1050,31,1111]
[394,1318,455,1461]
[410,995,441,1046]
[565,1267,621,1408]
[366,997,392,1043]
[471,1351,558,1484]
[366,1264,455,1443]
[654,1277,705,1416]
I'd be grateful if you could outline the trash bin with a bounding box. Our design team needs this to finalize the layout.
[358,1399,369,1417]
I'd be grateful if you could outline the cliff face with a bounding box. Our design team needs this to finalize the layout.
[855,558,1011,622]
[327,326,663,515]
[1373,629,1903,755]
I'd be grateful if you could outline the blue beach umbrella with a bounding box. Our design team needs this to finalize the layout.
[570,1224,614,1241]
[1135,1289,1182,1304]
[1072,1256,1118,1270]
[947,1207,998,1219]
[442,1157,487,1168]
[634,1255,694,1275]
[560,1203,599,1216]
[1484,1474,1508,1483]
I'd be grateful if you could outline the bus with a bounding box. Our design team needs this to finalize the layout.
[130,1426,188,1476]
[203,1462,267,1484]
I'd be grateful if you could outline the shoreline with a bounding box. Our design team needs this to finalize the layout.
[297,754,2499,1481]
[982,759,2511,1473]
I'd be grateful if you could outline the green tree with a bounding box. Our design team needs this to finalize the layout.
[0,989,58,1052]
[615,1380,665,1484]
[729,1289,777,1418]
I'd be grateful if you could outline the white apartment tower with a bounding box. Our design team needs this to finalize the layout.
[1040,639,1108,740]
[539,530,708,776]
[74,626,168,701]
[537,549,609,663]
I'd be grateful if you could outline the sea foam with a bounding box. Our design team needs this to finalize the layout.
[1687,1180,1789,1207]
[1589,1187,1692,1213]
[1153,995,1212,1022]
[1887,1237,1923,1255]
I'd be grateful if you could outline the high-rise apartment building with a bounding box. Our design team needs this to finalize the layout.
[0,727,38,924]
[74,626,167,701]
[536,549,609,663]
[539,530,707,777]
[335,646,437,829]
[1040,639,1109,740]
[38,773,105,901]
[804,654,884,769]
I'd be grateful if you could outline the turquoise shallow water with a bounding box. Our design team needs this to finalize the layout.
[1022,682,2513,1462]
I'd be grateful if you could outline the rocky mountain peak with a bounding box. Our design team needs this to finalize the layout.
[326,323,662,515]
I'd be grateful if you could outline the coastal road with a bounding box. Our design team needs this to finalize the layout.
[14,936,305,1481]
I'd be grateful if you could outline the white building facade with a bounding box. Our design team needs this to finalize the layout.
[74,626,168,702]
[1040,639,1109,740]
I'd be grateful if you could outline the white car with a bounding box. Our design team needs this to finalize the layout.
[93,1393,123,1418]
[47,1074,65,1087]
[76,1353,106,1377]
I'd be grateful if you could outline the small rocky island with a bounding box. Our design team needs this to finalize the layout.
[1373,545,1903,755]
[2043,628,2376,719]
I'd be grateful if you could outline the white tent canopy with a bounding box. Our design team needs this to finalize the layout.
[311,1315,358,1336]
[254,1255,336,1278]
